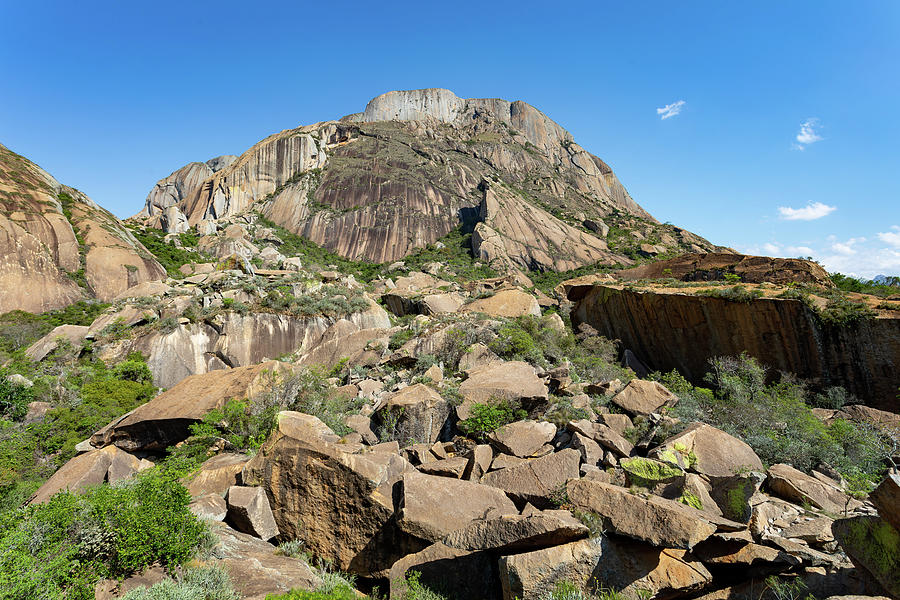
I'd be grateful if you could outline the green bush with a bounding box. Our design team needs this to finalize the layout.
[0,368,32,420]
[111,353,154,384]
[0,469,206,600]
[816,294,877,325]
[457,399,527,442]
[656,354,892,492]
[696,285,764,302]
[130,227,206,278]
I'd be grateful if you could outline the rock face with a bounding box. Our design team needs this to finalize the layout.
[616,253,831,287]
[572,284,900,410]
[0,143,165,313]
[135,89,721,268]
[29,446,149,504]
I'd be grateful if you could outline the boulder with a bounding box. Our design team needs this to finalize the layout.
[389,542,499,600]
[653,422,763,478]
[189,493,228,521]
[708,472,764,523]
[611,379,678,416]
[499,536,712,600]
[380,383,450,444]
[242,411,415,576]
[620,456,685,496]
[870,474,900,532]
[211,522,321,600]
[92,361,290,452]
[767,464,855,514]
[464,444,493,481]
[29,445,145,504]
[832,516,900,598]
[568,420,633,457]
[566,479,724,549]
[398,471,518,542]
[25,324,89,361]
[571,432,603,467]
[226,485,279,541]
[185,453,249,498]
[482,449,580,508]
[692,537,800,568]
[458,361,548,408]
[488,420,556,458]
[457,342,502,372]
[442,512,588,553]
[461,289,541,318]
[418,457,470,478]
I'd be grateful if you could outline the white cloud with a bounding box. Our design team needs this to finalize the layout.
[656,100,685,120]
[876,225,900,247]
[786,245,815,257]
[793,118,823,150]
[777,202,836,221]
[762,243,782,255]
[830,237,866,255]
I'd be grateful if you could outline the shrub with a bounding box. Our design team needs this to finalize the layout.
[0,369,32,420]
[457,399,527,442]
[111,354,154,384]
[0,469,206,600]
[696,285,764,303]
[817,294,877,325]
[121,565,239,600]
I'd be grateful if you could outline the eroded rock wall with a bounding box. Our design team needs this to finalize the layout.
[572,285,900,411]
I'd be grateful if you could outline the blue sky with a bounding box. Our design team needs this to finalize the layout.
[2,1,898,277]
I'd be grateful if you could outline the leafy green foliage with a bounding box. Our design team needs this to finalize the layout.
[816,293,877,325]
[696,285,764,302]
[130,226,205,278]
[0,368,32,420]
[655,355,893,492]
[0,469,206,600]
[261,284,370,317]
[457,399,527,442]
[830,272,900,298]
[111,352,154,383]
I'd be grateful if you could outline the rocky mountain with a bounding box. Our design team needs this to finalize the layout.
[136,89,723,270]
[0,143,166,313]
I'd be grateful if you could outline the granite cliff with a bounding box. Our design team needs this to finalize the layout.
[0,143,166,313]
[137,89,723,269]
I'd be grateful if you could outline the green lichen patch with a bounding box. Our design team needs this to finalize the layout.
[621,457,683,488]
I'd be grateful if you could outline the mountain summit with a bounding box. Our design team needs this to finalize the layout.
[136,89,722,269]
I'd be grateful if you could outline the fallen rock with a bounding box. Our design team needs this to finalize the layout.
[566,479,724,549]
[25,324,89,361]
[29,445,144,504]
[611,379,678,416]
[499,536,712,600]
[398,471,518,542]
[482,449,580,508]
[832,516,900,598]
[185,453,249,498]
[189,493,228,521]
[488,420,556,458]
[442,512,588,553]
[870,474,900,532]
[653,423,763,478]
[242,411,415,576]
[692,537,800,568]
[767,464,855,514]
[389,542,499,600]
[461,289,541,318]
[380,383,450,444]
[458,361,548,408]
[226,485,279,541]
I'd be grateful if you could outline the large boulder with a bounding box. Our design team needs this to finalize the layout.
[566,479,725,549]
[398,471,518,542]
[442,512,588,553]
[25,324,89,361]
[242,411,416,577]
[458,361,548,409]
[379,383,450,444]
[29,445,148,504]
[499,536,712,600]
[226,485,279,541]
[870,474,900,532]
[652,422,763,478]
[389,542,499,600]
[91,361,291,452]
[832,516,900,598]
[461,289,541,318]
[185,453,250,498]
[611,379,678,416]
[482,449,580,508]
[488,420,556,458]
[767,464,855,514]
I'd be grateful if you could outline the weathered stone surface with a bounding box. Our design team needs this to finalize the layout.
[29,445,143,504]
[571,432,604,466]
[242,411,415,576]
[418,456,470,478]
[189,493,228,521]
[488,420,556,458]
[568,420,634,457]
[566,479,721,549]
[443,512,588,552]
[870,474,900,532]
[185,453,249,498]
[389,542,499,600]
[572,284,900,411]
[458,361,548,407]
[611,379,678,416]
[226,485,279,541]
[832,516,900,598]
[461,289,541,318]
[398,471,517,542]
[380,383,450,444]
[482,449,580,507]
[767,464,854,514]
[464,444,493,481]
[692,537,800,568]
[653,423,763,478]
[499,536,712,600]
[211,522,321,600]
[25,325,89,361]
[782,517,836,544]
[709,472,764,523]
